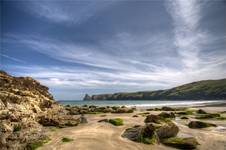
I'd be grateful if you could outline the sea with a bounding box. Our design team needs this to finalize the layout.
[58,100,224,108]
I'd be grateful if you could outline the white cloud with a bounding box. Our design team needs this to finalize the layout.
[166,0,206,69]
[25,1,114,24]
[0,54,25,63]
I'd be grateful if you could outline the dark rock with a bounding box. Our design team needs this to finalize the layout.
[180,116,189,119]
[38,114,79,128]
[144,114,162,124]
[161,107,175,111]
[122,123,156,144]
[195,113,220,119]
[158,112,175,118]
[196,109,207,114]
[188,121,216,128]
[162,137,199,149]
[80,114,88,124]
[98,119,109,123]
[141,123,156,137]
[112,107,134,113]
[122,126,142,141]
[156,122,179,139]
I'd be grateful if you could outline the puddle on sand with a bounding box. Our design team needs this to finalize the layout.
[215,126,226,131]
[177,133,194,138]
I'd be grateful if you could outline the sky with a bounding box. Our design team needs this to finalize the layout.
[1,0,226,100]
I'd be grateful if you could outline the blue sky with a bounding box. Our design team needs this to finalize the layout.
[1,0,226,100]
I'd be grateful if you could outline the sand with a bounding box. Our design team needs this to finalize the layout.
[39,105,226,150]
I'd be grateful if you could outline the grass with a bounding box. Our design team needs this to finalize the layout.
[62,137,74,142]
[109,118,124,126]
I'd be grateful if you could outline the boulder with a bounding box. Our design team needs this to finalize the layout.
[80,114,88,124]
[156,122,179,139]
[122,125,142,141]
[161,107,175,111]
[141,123,156,137]
[196,109,207,114]
[144,114,162,124]
[188,121,216,128]
[195,113,220,119]
[161,137,199,149]
[98,119,109,123]
[38,115,79,127]
[113,107,134,113]
[158,112,175,118]
[122,124,156,144]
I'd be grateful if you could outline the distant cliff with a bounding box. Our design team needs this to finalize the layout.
[83,79,226,100]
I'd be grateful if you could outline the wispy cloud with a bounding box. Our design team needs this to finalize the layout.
[0,54,25,63]
[166,0,207,69]
[25,1,115,24]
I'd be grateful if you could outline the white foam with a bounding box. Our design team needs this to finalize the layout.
[124,100,222,108]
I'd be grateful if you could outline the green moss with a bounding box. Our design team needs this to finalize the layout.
[62,137,74,142]
[137,134,156,144]
[27,139,50,150]
[176,110,194,115]
[161,137,199,149]
[109,118,123,126]
[216,116,226,120]
[48,127,57,132]
[188,121,216,128]
[195,113,220,119]
[13,125,21,132]
[143,137,156,144]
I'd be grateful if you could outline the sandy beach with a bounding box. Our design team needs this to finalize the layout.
[39,104,226,150]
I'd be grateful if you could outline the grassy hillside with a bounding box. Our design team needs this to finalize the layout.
[84,79,226,100]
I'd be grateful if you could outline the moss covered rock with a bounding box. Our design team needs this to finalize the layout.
[188,121,216,128]
[158,112,175,119]
[195,113,220,119]
[180,116,189,119]
[156,122,179,139]
[196,109,207,114]
[122,124,157,144]
[162,137,199,149]
[144,114,162,124]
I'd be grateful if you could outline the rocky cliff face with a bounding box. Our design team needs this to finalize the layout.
[0,70,58,113]
[0,71,79,149]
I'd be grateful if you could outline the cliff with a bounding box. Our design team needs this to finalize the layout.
[84,79,226,100]
[0,70,79,149]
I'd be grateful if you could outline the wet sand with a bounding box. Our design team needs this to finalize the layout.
[39,105,226,150]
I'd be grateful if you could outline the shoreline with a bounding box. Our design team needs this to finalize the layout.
[59,100,226,109]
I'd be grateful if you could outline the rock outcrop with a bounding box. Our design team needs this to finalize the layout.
[0,71,79,149]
